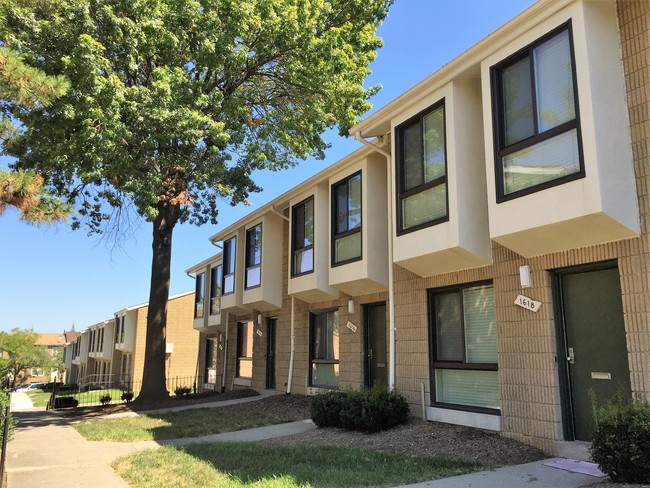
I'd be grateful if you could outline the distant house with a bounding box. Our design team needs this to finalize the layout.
[64,291,199,391]
[27,333,66,383]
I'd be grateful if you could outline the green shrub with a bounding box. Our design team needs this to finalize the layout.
[121,391,134,403]
[174,386,192,397]
[339,389,409,433]
[310,391,346,428]
[0,390,15,442]
[99,394,112,406]
[311,389,409,432]
[591,395,650,483]
[53,396,78,408]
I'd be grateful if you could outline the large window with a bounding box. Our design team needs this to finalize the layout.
[210,264,222,315]
[245,224,262,289]
[310,310,339,388]
[492,23,582,200]
[428,283,499,412]
[332,172,361,265]
[236,321,253,378]
[222,237,236,295]
[292,197,314,276]
[195,272,204,318]
[396,101,448,233]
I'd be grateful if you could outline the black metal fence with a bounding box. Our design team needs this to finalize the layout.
[49,375,217,408]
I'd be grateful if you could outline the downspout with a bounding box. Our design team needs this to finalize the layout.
[221,312,229,392]
[286,296,295,394]
[354,131,396,391]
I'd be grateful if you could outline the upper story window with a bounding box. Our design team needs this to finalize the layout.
[492,23,582,201]
[396,101,448,234]
[332,172,362,265]
[292,197,314,277]
[245,224,262,289]
[210,264,222,315]
[222,237,236,295]
[428,282,499,412]
[194,272,204,318]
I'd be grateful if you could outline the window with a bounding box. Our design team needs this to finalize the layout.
[222,237,236,295]
[332,172,362,265]
[428,283,499,412]
[292,197,314,276]
[492,23,582,200]
[396,101,448,233]
[98,328,104,353]
[120,316,126,343]
[195,272,204,318]
[236,321,253,378]
[310,310,339,388]
[245,224,262,289]
[210,264,222,315]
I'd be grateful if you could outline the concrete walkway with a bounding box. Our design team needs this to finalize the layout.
[9,392,33,411]
[5,394,609,488]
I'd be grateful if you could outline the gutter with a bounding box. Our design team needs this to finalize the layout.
[354,131,396,391]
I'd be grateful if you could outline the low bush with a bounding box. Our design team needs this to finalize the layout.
[121,391,134,403]
[53,396,79,409]
[591,395,650,484]
[99,394,112,406]
[310,389,409,432]
[174,386,192,398]
[310,391,346,428]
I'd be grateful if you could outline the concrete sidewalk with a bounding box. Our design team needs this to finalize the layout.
[396,459,603,487]
[5,393,608,488]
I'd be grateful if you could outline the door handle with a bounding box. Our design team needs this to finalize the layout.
[567,347,575,364]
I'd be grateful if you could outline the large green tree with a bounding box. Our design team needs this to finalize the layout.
[0,328,50,388]
[1,0,391,402]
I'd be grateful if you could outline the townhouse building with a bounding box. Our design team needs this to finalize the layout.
[187,0,649,456]
[64,291,199,390]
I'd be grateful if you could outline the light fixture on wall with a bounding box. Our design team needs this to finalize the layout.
[519,265,532,288]
[348,299,355,315]
[257,314,262,325]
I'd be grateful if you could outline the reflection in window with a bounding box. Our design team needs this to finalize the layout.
[332,173,361,265]
[292,197,314,276]
[310,310,339,388]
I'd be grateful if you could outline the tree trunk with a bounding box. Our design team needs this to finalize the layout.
[133,202,180,404]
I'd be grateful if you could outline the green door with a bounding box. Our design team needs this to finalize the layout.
[364,303,387,390]
[557,265,631,441]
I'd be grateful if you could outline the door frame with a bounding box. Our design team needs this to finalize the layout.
[363,301,387,390]
[552,259,622,441]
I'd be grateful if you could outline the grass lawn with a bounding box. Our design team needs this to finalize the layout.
[113,442,486,488]
[74,407,294,442]
[25,390,51,407]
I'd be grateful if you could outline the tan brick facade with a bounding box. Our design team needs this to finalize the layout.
[192,0,648,456]
[130,293,200,389]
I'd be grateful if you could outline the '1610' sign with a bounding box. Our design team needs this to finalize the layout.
[514,295,542,312]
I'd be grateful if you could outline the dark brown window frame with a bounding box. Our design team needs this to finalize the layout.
[309,308,340,389]
[331,171,362,267]
[291,196,315,277]
[427,280,500,416]
[244,223,263,290]
[222,237,236,296]
[194,271,205,318]
[491,21,584,203]
[395,99,449,235]
[209,264,222,316]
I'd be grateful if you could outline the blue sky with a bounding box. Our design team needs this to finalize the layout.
[0,0,535,334]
